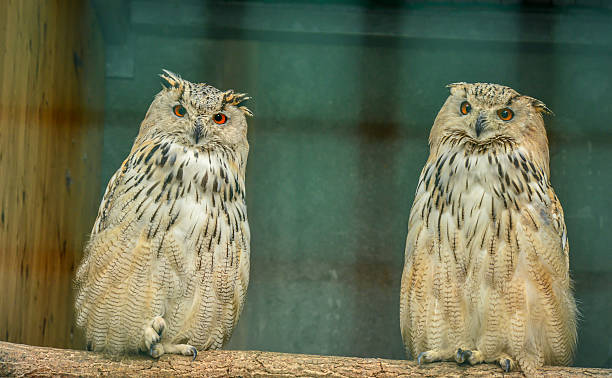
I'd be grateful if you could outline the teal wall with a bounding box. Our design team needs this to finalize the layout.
[98,1,612,368]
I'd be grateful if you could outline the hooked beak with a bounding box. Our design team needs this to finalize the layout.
[193,120,204,144]
[475,113,486,137]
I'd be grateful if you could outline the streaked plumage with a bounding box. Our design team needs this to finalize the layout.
[75,70,252,358]
[399,83,577,376]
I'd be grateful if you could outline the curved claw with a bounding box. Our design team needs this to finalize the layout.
[150,345,156,358]
[455,348,472,364]
[456,348,463,363]
[417,352,426,365]
[190,346,198,361]
[503,358,511,372]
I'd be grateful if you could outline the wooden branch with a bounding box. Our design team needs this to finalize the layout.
[1,341,610,377]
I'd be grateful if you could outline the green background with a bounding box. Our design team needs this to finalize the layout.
[96,0,612,368]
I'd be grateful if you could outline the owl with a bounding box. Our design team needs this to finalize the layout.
[74,70,252,359]
[399,83,577,375]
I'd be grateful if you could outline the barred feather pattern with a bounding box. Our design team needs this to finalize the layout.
[399,89,577,376]
[75,133,250,355]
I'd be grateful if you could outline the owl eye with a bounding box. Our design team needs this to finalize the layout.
[497,108,514,121]
[173,105,186,117]
[460,101,471,115]
[213,113,227,125]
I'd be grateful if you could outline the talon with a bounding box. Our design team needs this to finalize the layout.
[503,359,511,372]
[456,348,464,363]
[455,349,472,364]
[150,345,155,357]
[190,346,198,361]
[417,351,426,365]
[462,349,472,360]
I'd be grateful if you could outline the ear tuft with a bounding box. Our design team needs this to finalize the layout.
[239,106,254,117]
[447,82,467,97]
[223,90,253,116]
[530,97,554,116]
[160,69,183,90]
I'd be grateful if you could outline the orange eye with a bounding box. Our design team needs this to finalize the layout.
[173,105,186,117]
[213,113,227,125]
[497,108,514,121]
[460,101,471,115]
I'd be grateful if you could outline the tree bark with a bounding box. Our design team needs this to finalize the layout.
[0,341,610,377]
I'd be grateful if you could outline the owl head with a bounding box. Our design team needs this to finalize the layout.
[137,70,252,155]
[430,82,552,167]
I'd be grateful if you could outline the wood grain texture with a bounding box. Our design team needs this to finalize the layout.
[1,341,610,377]
[0,0,104,349]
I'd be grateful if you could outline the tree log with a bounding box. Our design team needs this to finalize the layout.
[0,341,610,377]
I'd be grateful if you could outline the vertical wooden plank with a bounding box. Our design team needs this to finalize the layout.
[0,0,104,349]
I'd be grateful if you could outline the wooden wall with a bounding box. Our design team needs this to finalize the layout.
[0,0,104,349]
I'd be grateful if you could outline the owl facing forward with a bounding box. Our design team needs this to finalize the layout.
[399,83,577,375]
[75,71,252,358]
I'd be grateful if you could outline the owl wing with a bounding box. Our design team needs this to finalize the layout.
[75,139,184,353]
[519,184,570,282]
[399,161,439,358]
[91,139,161,236]
[90,159,128,235]
[517,182,576,365]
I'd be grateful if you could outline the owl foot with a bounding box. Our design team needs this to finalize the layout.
[417,349,455,364]
[454,348,484,365]
[497,355,517,373]
[150,343,197,360]
[162,343,198,361]
[150,343,165,358]
[143,316,166,358]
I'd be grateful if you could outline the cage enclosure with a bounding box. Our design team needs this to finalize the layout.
[1,0,611,375]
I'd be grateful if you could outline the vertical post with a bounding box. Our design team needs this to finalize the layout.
[0,0,105,349]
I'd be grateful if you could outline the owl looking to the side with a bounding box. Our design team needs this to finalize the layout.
[399,83,577,375]
[75,70,252,358]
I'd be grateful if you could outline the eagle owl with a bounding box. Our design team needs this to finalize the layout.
[75,70,252,359]
[399,83,577,375]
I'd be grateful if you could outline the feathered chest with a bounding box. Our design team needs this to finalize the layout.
[96,140,248,246]
[410,145,553,257]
